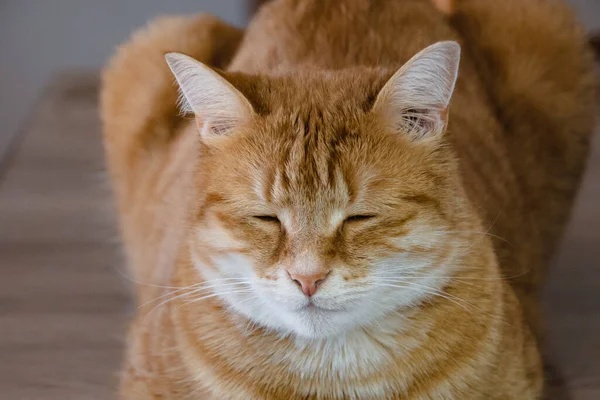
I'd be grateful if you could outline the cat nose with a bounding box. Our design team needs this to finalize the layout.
[288,271,330,297]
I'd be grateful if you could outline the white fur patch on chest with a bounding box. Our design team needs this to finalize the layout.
[284,317,419,391]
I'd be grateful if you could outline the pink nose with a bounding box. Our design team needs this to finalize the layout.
[288,271,329,296]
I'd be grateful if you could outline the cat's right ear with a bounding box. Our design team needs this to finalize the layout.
[371,41,460,142]
[165,52,254,137]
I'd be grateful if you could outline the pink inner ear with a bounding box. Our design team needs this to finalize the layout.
[399,105,448,140]
[195,115,204,131]
[195,115,238,137]
[439,107,449,126]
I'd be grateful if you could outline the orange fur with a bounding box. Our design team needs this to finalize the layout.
[101,1,596,398]
[432,0,454,15]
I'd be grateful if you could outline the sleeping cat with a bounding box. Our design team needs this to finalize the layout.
[101,0,596,398]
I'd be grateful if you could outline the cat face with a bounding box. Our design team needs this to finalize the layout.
[167,42,465,338]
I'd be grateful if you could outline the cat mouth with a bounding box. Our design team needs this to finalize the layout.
[299,302,344,313]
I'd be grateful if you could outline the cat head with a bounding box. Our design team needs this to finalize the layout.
[166,42,469,338]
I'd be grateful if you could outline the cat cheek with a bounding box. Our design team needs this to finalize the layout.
[340,267,370,282]
[247,235,284,273]
[250,253,284,277]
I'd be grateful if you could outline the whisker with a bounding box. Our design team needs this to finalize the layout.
[141,283,252,320]
[183,289,255,306]
[235,294,262,307]
[140,280,252,308]
[360,297,406,319]
[378,276,478,288]
[464,212,501,252]
[150,277,252,295]
[371,281,523,332]
[443,230,512,245]
[373,282,473,313]
[374,269,531,282]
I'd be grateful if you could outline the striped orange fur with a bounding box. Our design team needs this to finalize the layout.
[101,1,596,398]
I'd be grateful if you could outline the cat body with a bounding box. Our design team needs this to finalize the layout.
[101,0,596,398]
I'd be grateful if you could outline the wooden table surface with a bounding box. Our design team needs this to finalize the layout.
[0,71,598,399]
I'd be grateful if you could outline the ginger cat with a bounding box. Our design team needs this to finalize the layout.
[101,0,596,398]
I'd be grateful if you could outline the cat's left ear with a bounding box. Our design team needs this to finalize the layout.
[371,41,460,141]
[165,52,254,137]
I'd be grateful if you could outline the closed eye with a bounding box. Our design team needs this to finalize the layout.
[253,215,280,223]
[344,215,376,223]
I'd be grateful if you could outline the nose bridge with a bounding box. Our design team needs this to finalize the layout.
[288,240,325,276]
[283,206,336,296]
[286,236,331,297]
[284,204,333,275]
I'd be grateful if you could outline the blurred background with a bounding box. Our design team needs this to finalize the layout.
[0,0,247,161]
[0,0,598,399]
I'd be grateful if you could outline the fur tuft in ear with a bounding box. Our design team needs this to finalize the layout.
[372,41,460,141]
[165,52,254,137]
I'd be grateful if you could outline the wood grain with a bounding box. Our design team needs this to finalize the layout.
[0,72,131,400]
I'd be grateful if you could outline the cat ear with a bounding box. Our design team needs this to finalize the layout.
[165,52,254,137]
[372,41,460,141]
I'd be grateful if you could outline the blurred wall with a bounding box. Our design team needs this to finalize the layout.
[571,0,600,32]
[0,0,246,162]
[0,0,597,163]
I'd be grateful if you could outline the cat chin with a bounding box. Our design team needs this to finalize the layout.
[225,295,360,339]
[287,309,357,339]
[265,302,387,339]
